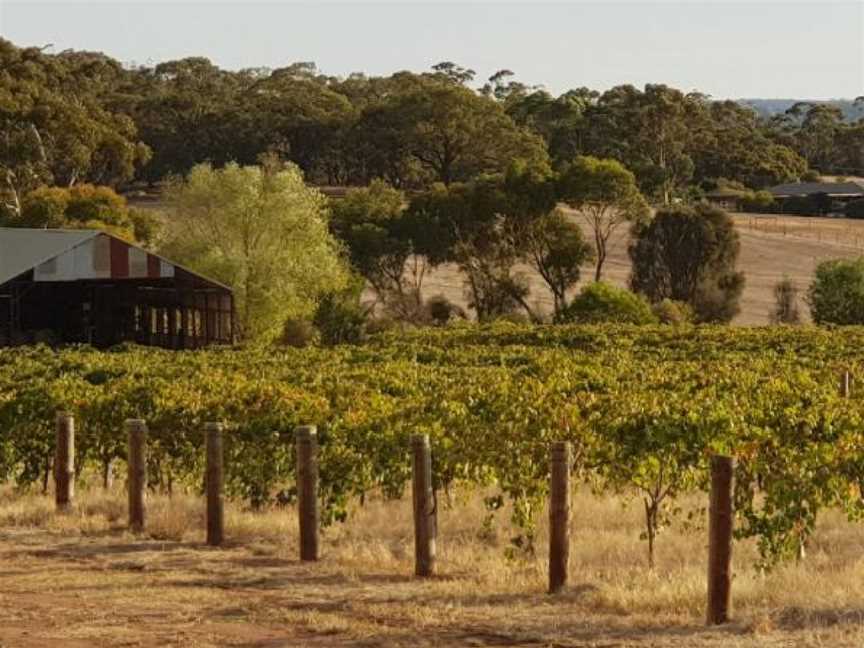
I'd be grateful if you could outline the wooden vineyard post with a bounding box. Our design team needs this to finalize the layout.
[205,422,225,546]
[840,369,852,398]
[411,434,436,577]
[706,455,734,625]
[295,426,319,561]
[126,419,147,533]
[54,411,75,512]
[549,441,571,594]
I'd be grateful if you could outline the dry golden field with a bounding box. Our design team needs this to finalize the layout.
[1,486,862,647]
[417,212,864,325]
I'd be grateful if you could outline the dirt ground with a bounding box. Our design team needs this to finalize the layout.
[1,490,862,647]
[416,212,864,325]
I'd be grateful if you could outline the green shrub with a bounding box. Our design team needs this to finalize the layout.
[281,318,318,348]
[808,258,864,325]
[312,277,370,345]
[556,282,658,325]
[652,299,694,325]
[424,295,466,326]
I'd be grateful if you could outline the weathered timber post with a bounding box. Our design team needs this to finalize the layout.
[706,455,734,625]
[205,422,225,546]
[549,441,571,594]
[840,370,852,398]
[126,419,147,533]
[54,411,75,511]
[411,434,436,577]
[295,426,319,561]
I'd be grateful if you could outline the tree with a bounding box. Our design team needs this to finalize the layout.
[406,179,534,321]
[556,282,658,325]
[629,203,745,323]
[0,39,149,214]
[3,184,158,244]
[162,161,348,342]
[771,277,801,325]
[558,156,649,282]
[807,258,864,325]
[521,209,593,316]
[330,180,426,320]
[380,80,549,186]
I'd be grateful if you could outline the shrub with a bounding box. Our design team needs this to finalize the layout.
[808,258,864,325]
[845,199,864,219]
[556,283,658,325]
[771,277,801,325]
[652,299,694,325]
[313,277,370,346]
[15,184,145,241]
[801,170,821,182]
[281,319,318,348]
[425,295,466,326]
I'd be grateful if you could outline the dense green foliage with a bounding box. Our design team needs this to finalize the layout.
[1,325,863,567]
[8,38,863,212]
[161,161,348,341]
[629,204,745,323]
[0,184,159,245]
[807,258,864,325]
[556,283,657,324]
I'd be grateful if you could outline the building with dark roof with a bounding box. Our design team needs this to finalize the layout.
[767,181,864,200]
[0,228,233,349]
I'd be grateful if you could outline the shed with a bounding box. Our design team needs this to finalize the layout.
[0,228,234,349]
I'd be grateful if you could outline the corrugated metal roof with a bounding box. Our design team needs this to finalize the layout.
[768,181,864,197]
[0,228,99,285]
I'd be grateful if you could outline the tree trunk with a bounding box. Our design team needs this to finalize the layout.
[644,498,658,569]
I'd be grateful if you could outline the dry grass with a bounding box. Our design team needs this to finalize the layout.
[411,210,864,326]
[1,486,863,647]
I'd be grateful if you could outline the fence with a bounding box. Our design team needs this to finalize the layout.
[38,371,854,627]
[44,428,753,627]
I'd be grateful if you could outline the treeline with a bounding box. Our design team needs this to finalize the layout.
[3,37,864,218]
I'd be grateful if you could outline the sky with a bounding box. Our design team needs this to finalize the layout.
[0,1,862,99]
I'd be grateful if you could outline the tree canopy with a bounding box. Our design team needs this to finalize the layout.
[162,161,348,342]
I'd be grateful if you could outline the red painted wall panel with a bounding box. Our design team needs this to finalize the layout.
[110,237,129,278]
[147,254,161,278]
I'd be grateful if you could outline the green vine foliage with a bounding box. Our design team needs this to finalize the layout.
[1,323,863,567]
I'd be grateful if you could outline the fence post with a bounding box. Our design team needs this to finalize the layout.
[126,419,147,533]
[706,455,734,625]
[549,441,571,594]
[205,422,224,546]
[411,434,436,577]
[54,411,75,512]
[840,370,852,398]
[295,426,319,561]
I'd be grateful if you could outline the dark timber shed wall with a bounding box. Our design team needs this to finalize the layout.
[0,229,234,350]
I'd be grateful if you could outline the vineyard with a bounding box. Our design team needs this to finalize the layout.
[2,323,863,571]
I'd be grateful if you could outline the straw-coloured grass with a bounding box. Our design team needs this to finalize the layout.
[0,485,862,647]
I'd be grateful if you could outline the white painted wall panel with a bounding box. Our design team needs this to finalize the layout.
[160,260,175,278]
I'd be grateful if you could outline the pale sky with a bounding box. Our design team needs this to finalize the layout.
[0,1,862,99]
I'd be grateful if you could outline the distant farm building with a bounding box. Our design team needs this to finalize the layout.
[768,180,864,215]
[0,228,233,349]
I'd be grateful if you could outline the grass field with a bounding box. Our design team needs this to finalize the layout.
[1,486,863,647]
[417,211,864,325]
